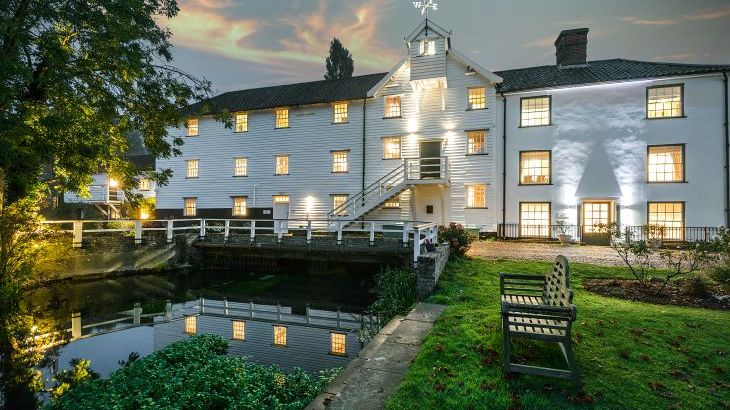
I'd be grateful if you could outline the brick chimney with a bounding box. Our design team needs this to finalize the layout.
[555,28,589,68]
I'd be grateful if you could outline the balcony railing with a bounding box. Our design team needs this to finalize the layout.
[497,223,722,244]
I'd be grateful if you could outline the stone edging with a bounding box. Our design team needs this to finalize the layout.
[306,302,446,410]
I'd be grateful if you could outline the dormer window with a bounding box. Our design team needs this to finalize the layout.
[420,39,436,56]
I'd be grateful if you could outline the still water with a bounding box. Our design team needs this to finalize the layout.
[24,266,377,378]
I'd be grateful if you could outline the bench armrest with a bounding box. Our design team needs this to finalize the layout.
[502,301,577,321]
[500,272,546,296]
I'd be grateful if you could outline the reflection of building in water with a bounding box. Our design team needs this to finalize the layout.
[153,299,376,373]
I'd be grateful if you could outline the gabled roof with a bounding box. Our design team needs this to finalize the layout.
[495,58,730,93]
[405,19,451,42]
[187,73,387,115]
[367,57,407,97]
[448,49,503,84]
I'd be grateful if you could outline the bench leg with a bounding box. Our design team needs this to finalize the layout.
[560,340,581,387]
[502,315,511,375]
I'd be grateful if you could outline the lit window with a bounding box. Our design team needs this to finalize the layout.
[330,333,347,355]
[275,108,289,128]
[333,102,348,123]
[520,151,551,185]
[332,151,348,173]
[235,112,248,132]
[138,178,150,191]
[273,195,290,204]
[232,196,247,216]
[232,320,245,340]
[466,185,486,208]
[583,202,611,233]
[467,87,486,110]
[233,157,248,177]
[467,131,486,155]
[186,159,199,178]
[647,85,683,119]
[273,325,287,346]
[184,198,197,217]
[332,195,348,216]
[420,39,436,56]
[648,145,683,182]
[383,137,401,159]
[184,316,197,334]
[275,155,289,175]
[520,96,551,127]
[385,96,401,118]
[384,194,401,209]
[648,202,684,241]
[520,202,551,237]
[187,118,199,136]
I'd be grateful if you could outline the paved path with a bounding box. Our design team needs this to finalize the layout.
[468,240,630,266]
[307,303,445,410]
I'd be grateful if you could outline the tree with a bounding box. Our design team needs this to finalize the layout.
[0,1,212,407]
[324,38,354,80]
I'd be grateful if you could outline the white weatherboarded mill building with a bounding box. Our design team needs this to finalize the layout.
[155,20,730,242]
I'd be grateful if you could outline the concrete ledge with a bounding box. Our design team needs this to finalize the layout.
[306,303,445,410]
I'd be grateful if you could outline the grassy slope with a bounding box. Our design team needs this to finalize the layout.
[387,258,730,410]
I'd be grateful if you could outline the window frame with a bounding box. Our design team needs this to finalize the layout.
[646,84,685,120]
[383,194,401,209]
[332,102,349,124]
[329,332,347,356]
[519,150,552,185]
[331,194,349,216]
[275,154,289,175]
[331,150,349,173]
[382,136,402,159]
[183,197,197,217]
[384,95,402,119]
[465,184,487,209]
[646,144,686,183]
[234,112,248,133]
[466,87,487,111]
[231,320,246,341]
[233,157,248,177]
[273,195,290,204]
[647,201,685,241]
[138,178,150,191]
[186,159,199,179]
[273,325,287,347]
[186,117,199,137]
[184,315,197,334]
[519,95,552,128]
[231,196,247,217]
[420,39,436,56]
[519,202,552,238]
[274,107,289,129]
[465,129,487,155]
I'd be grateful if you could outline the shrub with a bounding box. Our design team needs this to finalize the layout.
[683,277,711,298]
[438,222,473,257]
[709,266,730,294]
[48,334,338,410]
[370,268,417,324]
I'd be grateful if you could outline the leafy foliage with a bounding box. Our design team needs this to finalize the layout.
[50,358,99,400]
[371,268,417,324]
[324,38,354,80]
[48,334,338,410]
[438,222,473,257]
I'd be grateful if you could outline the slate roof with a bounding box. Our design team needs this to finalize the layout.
[187,72,387,115]
[495,58,730,93]
[187,59,730,114]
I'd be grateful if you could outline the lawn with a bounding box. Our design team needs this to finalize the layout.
[387,257,730,410]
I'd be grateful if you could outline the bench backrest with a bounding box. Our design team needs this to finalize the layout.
[542,255,573,307]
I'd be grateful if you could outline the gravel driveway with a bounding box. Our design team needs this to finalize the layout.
[467,240,628,267]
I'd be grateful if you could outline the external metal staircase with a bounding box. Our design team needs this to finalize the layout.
[327,157,450,223]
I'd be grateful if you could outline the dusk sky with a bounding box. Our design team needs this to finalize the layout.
[163,0,730,94]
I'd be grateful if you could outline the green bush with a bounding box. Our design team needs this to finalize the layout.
[438,222,473,257]
[47,334,338,410]
[709,266,730,294]
[683,276,711,298]
[371,268,417,324]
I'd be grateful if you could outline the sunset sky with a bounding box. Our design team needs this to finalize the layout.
[163,0,730,94]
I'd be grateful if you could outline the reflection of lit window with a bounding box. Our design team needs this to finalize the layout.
[273,195,289,204]
[647,85,683,119]
[184,316,197,334]
[466,185,486,208]
[333,102,348,123]
[232,196,247,216]
[275,108,289,128]
[467,131,486,155]
[520,96,551,127]
[138,178,150,191]
[187,118,199,136]
[232,320,245,340]
[275,155,289,175]
[234,157,247,177]
[186,160,199,178]
[648,202,684,240]
[384,194,401,209]
[383,137,401,159]
[520,151,550,185]
[385,96,401,118]
[520,202,550,237]
[420,39,435,55]
[467,87,486,110]
[184,198,197,217]
[332,195,348,216]
[648,145,683,182]
[273,325,287,346]
[235,112,248,132]
[330,333,347,355]
[332,151,348,173]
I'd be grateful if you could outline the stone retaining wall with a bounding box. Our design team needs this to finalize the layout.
[415,243,450,298]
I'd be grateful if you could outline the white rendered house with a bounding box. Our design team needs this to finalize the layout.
[155,20,730,241]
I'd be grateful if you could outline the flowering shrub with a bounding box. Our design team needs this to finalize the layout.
[438,222,473,257]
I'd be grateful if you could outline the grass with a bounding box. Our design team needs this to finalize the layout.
[387,257,730,410]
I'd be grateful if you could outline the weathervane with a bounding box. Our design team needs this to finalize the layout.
[413,1,438,17]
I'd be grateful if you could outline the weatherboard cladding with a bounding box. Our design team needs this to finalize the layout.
[186,59,729,116]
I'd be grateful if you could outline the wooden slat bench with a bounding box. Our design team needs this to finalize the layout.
[500,255,580,385]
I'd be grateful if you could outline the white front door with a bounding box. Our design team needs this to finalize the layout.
[273,198,289,233]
